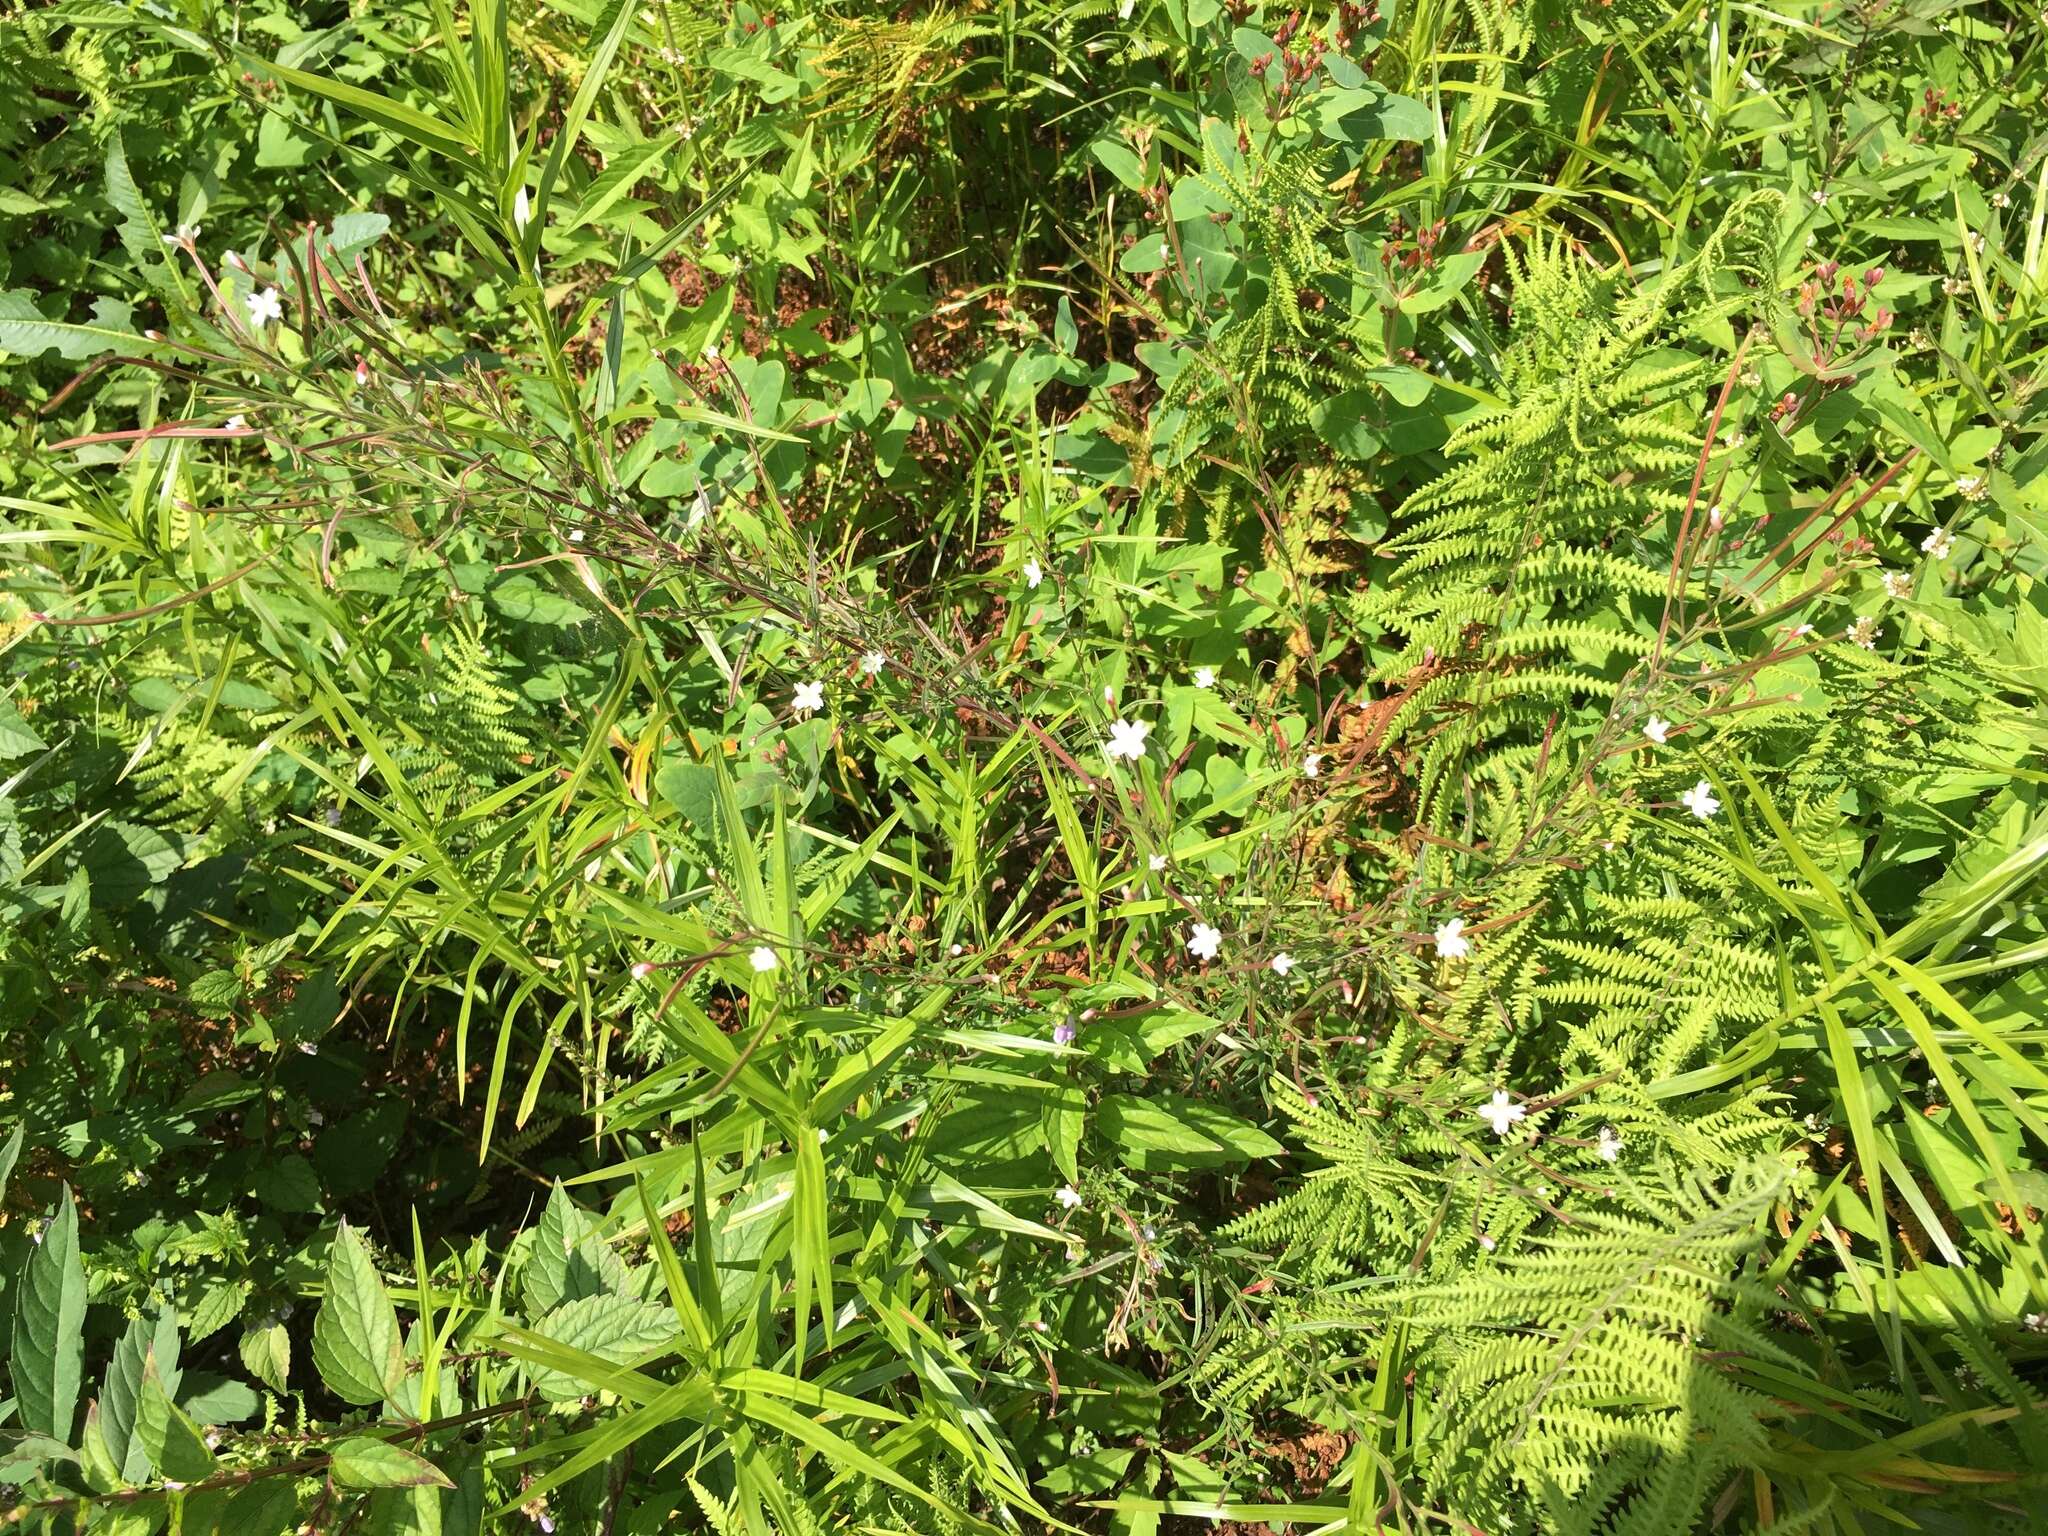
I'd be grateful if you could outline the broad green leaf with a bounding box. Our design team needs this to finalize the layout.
[0,290,157,362]
[10,1183,87,1441]
[524,1294,676,1402]
[367,1484,446,1536]
[136,1360,216,1483]
[330,1436,454,1489]
[312,1222,405,1406]
[1098,1094,1284,1171]
[523,1181,627,1315]
[0,697,47,759]
[103,1309,181,1483]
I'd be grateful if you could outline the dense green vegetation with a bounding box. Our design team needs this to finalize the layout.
[3,0,2047,1530]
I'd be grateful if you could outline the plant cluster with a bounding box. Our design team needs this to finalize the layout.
[2,0,2046,1532]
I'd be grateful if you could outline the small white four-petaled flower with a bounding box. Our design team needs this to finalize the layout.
[792,680,825,714]
[224,415,246,432]
[859,649,886,676]
[748,945,777,973]
[1105,718,1151,762]
[1477,1091,1526,1137]
[1302,752,1323,779]
[245,286,283,327]
[1643,715,1671,745]
[1147,853,1169,872]
[1433,918,1471,960]
[1055,1184,1083,1210]
[1022,557,1043,589]
[1597,1125,1624,1164]
[1681,780,1720,820]
[1193,666,1216,688]
[1270,952,1295,976]
[1187,923,1222,962]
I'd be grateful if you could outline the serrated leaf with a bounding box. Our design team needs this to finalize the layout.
[0,699,45,759]
[186,1280,250,1343]
[523,1182,626,1316]
[525,1294,676,1402]
[312,1222,404,1406]
[103,1309,181,1484]
[186,969,245,1012]
[10,1183,87,1441]
[239,1320,291,1393]
[330,1436,454,1490]
[136,1359,216,1483]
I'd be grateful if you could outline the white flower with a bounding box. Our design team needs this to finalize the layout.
[1302,752,1323,779]
[1681,780,1721,819]
[1476,1091,1526,1137]
[1270,952,1295,977]
[1597,1125,1624,1164]
[1187,922,1222,962]
[162,222,199,246]
[513,186,532,231]
[1810,188,1829,205]
[1022,557,1043,589]
[1643,715,1671,745]
[1147,853,1169,872]
[1921,527,1955,560]
[792,680,825,714]
[1955,474,1988,501]
[1433,918,1471,960]
[859,649,886,676]
[1105,718,1151,762]
[1881,570,1912,601]
[1055,1184,1083,1210]
[1192,666,1216,688]
[224,415,246,432]
[748,945,778,973]
[1847,615,1882,651]
[245,286,283,326]
[1706,504,1724,531]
